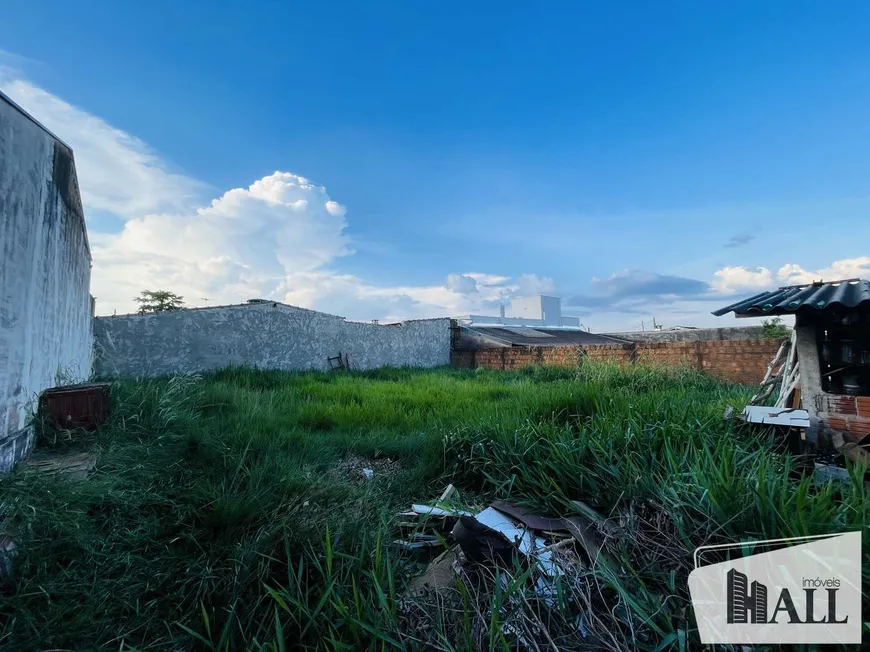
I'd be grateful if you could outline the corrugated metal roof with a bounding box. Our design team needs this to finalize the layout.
[465,326,630,347]
[712,278,870,317]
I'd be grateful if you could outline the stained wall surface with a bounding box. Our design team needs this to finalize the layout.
[0,94,93,471]
[94,303,451,377]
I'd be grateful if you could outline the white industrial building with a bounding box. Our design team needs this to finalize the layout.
[455,295,581,328]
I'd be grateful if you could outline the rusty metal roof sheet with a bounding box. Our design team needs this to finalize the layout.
[712,278,870,317]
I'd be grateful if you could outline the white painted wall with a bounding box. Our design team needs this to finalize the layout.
[0,93,93,470]
[505,296,545,320]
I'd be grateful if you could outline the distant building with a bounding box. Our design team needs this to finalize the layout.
[454,295,628,349]
[456,295,581,328]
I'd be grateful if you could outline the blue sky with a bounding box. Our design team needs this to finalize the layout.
[2,1,870,328]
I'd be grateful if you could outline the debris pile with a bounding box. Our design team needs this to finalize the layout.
[392,485,618,648]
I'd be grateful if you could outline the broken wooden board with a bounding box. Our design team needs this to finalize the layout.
[411,504,473,517]
[404,547,461,597]
[742,406,810,428]
[22,451,96,480]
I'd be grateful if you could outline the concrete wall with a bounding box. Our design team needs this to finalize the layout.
[452,338,786,385]
[0,94,93,471]
[604,325,766,343]
[94,303,452,377]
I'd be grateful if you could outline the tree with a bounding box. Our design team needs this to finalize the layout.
[761,316,790,339]
[134,290,186,315]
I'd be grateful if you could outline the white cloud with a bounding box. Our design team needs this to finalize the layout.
[89,172,354,312]
[712,258,870,295]
[14,65,864,329]
[711,266,775,294]
[89,167,552,318]
[0,76,204,220]
[1,69,557,320]
[512,273,557,296]
[445,273,478,294]
[777,257,870,285]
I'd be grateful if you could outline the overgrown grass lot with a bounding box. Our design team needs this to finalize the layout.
[0,364,867,650]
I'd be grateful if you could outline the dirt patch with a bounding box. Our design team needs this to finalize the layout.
[334,454,403,483]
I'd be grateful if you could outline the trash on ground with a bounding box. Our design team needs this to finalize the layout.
[392,538,442,552]
[334,454,401,483]
[411,504,473,517]
[741,405,810,427]
[814,462,851,485]
[404,546,463,597]
[438,483,457,501]
[395,487,625,647]
[0,533,15,579]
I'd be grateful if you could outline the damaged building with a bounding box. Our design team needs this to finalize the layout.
[714,278,870,452]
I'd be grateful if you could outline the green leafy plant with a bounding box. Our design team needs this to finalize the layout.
[761,316,790,338]
[134,289,186,315]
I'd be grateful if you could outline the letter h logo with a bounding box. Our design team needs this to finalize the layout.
[727,569,768,624]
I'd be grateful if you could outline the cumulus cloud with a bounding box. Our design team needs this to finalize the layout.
[777,257,870,285]
[512,273,557,296]
[0,76,205,219]
[711,258,870,294]
[445,273,478,294]
[711,266,775,294]
[1,68,555,320]
[89,172,352,311]
[12,64,864,329]
[89,170,550,318]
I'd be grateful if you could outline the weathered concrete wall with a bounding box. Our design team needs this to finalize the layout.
[0,94,93,471]
[604,325,766,343]
[94,303,451,377]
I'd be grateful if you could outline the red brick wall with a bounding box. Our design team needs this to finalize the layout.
[451,339,786,385]
[821,395,870,443]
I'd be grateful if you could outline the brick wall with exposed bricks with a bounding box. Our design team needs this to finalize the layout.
[451,339,786,385]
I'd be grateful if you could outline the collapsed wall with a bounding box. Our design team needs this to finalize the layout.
[0,93,93,471]
[93,303,451,377]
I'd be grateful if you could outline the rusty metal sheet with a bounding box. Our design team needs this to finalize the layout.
[39,383,110,430]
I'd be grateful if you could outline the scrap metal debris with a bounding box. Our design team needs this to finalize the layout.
[394,487,607,603]
[393,488,624,649]
[814,462,852,485]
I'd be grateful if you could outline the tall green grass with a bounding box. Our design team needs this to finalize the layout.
[0,364,865,650]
